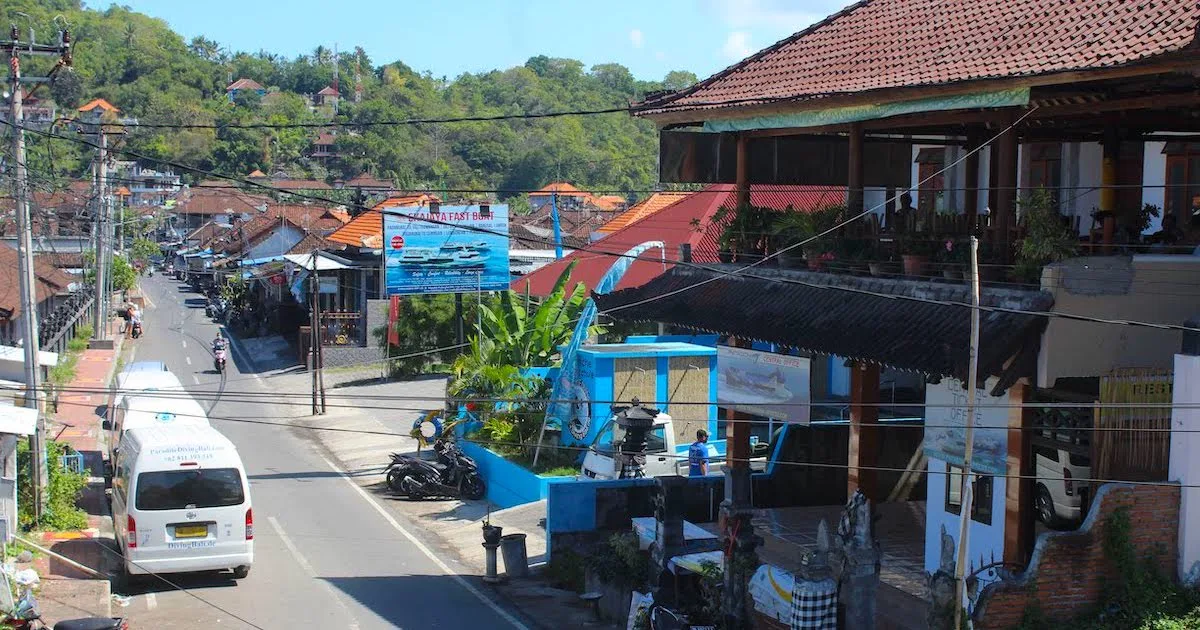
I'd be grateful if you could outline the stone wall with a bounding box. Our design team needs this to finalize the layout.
[974,483,1180,629]
[321,345,384,369]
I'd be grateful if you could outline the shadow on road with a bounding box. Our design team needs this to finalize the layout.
[122,570,240,596]
[321,575,528,628]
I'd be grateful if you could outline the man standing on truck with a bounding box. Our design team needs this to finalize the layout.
[688,429,709,476]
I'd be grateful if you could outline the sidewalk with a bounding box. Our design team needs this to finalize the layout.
[35,317,128,622]
[277,367,617,628]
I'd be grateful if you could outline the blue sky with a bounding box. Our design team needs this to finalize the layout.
[114,0,852,82]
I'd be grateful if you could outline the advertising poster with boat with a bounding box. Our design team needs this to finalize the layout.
[383,204,511,295]
[717,347,810,424]
[923,378,1007,475]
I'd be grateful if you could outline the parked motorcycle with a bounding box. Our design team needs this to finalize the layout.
[214,348,227,373]
[384,438,486,500]
[3,587,127,629]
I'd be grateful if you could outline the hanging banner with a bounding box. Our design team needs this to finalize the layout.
[717,346,810,424]
[923,378,1008,475]
[383,204,511,295]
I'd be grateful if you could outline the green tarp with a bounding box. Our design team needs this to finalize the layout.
[702,87,1030,133]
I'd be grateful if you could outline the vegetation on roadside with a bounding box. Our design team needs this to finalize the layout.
[1018,507,1200,630]
[17,440,89,531]
[46,324,94,388]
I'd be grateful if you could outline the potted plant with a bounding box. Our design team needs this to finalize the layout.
[934,236,967,281]
[1013,190,1079,284]
[896,233,936,277]
[770,205,844,270]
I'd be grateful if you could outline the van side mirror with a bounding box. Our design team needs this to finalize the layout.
[101,420,112,431]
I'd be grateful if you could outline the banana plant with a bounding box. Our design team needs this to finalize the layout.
[473,260,596,367]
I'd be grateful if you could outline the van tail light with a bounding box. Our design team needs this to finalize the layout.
[1063,468,1074,496]
[245,508,253,540]
[126,515,137,549]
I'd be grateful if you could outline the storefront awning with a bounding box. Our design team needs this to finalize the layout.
[282,253,351,271]
[595,265,1053,389]
[0,405,37,436]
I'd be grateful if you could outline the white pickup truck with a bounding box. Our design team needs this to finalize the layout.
[579,413,767,480]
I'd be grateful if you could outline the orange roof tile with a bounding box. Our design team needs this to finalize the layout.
[77,98,118,113]
[326,195,439,247]
[226,78,265,92]
[247,169,266,178]
[595,192,693,235]
[529,182,590,197]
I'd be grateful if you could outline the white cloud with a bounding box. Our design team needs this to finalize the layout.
[721,31,754,60]
[703,0,828,31]
[629,29,645,49]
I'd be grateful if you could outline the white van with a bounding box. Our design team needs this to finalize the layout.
[108,393,209,464]
[112,425,253,580]
[113,364,182,408]
[1033,442,1091,527]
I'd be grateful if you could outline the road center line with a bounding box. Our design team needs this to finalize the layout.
[320,455,529,630]
[185,356,192,366]
[192,375,200,385]
[181,339,187,349]
[267,516,362,630]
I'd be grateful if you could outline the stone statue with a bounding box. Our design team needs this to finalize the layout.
[927,526,958,630]
[831,490,880,630]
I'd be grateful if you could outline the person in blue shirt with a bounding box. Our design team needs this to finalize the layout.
[688,429,709,476]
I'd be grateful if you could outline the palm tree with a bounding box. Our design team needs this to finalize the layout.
[312,45,331,66]
[124,23,137,46]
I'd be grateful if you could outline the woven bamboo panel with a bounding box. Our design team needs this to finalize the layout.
[668,357,711,447]
[1095,368,1173,482]
[613,358,657,407]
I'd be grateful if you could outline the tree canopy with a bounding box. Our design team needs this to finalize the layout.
[3,1,685,201]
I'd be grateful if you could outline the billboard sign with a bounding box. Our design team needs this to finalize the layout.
[383,204,511,295]
[717,346,810,423]
[923,378,1008,475]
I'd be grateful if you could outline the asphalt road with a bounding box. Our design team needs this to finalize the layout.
[119,274,527,629]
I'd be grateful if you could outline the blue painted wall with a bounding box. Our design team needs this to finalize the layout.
[459,441,572,509]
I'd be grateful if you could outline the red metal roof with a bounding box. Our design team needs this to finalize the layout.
[226,78,265,92]
[640,0,1200,115]
[512,185,845,297]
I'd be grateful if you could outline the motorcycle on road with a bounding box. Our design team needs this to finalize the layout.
[384,438,486,500]
[214,348,227,373]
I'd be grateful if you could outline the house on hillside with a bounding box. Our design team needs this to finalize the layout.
[76,98,119,122]
[583,1,1200,624]
[527,182,594,213]
[226,78,266,102]
[171,186,272,230]
[114,161,182,207]
[315,86,339,108]
[310,133,337,165]
[0,243,82,349]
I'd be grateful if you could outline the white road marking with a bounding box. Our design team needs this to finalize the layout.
[192,375,200,385]
[145,592,157,610]
[320,455,529,630]
[267,516,362,630]
[181,339,187,349]
[185,356,192,366]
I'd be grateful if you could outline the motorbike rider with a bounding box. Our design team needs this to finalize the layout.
[212,332,228,353]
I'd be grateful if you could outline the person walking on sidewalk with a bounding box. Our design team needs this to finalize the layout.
[688,429,709,476]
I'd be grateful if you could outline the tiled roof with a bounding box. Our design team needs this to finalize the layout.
[640,0,1200,116]
[595,192,693,235]
[314,133,336,146]
[343,174,394,190]
[530,182,589,197]
[317,86,339,96]
[175,187,271,216]
[226,78,265,92]
[325,194,439,247]
[247,170,267,178]
[510,206,622,250]
[77,98,118,113]
[286,233,342,256]
[185,221,231,245]
[270,179,332,191]
[596,266,1053,383]
[0,243,78,318]
[591,195,628,211]
[513,184,844,296]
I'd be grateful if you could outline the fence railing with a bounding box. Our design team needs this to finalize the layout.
[319,311,363,346]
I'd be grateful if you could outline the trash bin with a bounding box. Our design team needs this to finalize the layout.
[500,533,528,578]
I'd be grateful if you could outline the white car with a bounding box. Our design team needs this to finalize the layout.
[112,425,253,581]
[1033,443,1091,527]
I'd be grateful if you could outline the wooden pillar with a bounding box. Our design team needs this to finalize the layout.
[847,122,865,215]
[735,133,750,211]
[726,338,752,473]
[1100,128,1120,253]
[994,112,1019,256]
[1003,381,1035,566]
[848,361,881,500]
[964,132,982,228]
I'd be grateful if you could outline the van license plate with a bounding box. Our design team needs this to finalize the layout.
[175,525,207,539]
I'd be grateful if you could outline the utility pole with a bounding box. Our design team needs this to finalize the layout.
[954,236,982,629]
[6,25,72,524]
[91,129,108,340]
[550,190,563,259]
[308,250,326,414]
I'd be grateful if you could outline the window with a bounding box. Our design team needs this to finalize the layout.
[945,465,993,525]
[135,468,246,511]
[646,426,667,453]
[1026,143,1062,208]
[915,148,946,214]
[1164,142,1200,228]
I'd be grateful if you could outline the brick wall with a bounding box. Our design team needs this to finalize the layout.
[974,483,1180,629]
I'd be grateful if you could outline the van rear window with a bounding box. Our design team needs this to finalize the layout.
[135,468,245,511]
